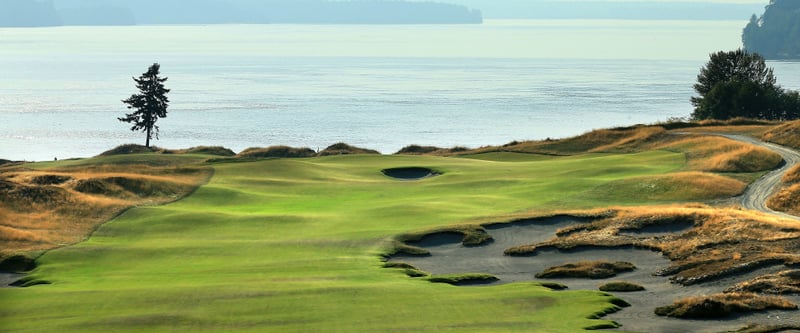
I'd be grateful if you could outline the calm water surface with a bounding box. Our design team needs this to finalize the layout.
[1,20,798,161]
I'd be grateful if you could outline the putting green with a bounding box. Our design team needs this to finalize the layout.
[1,151,682,332]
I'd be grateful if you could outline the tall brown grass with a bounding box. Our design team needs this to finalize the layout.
[657,136,782,172]
[763,120,800,149]
[503,205,800,285]
[0,164,211,259]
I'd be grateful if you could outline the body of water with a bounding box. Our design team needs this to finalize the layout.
[1,20,798,161]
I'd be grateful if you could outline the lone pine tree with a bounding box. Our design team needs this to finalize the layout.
[120,63,170,148]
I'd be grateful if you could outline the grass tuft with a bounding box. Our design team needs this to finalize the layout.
[426,273,499,285]
[535,261,636,279]
[654,293,797,319]
[598,281,645,292]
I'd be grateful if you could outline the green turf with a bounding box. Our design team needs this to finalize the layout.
[0,151,683,332]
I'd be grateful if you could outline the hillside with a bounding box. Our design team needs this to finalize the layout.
[743,0,800,59]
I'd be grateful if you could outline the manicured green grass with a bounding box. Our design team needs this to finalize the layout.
[0,151,683,332]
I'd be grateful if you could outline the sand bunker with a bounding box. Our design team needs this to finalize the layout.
[388,216,800,333]
[382,167,438,180]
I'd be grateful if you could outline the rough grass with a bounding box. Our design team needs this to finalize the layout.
[503,205,800,286]
[598,281,645,292]
[733,324,800,333]
[726,270,800,295]
[654,293,797,319]
[657,135,782,172]
[583,171,747,203]
[763,120,800,149]
[535,261,636,279]
[317,143,380,156]
[0,156,212,259]
[236,145,317,158]
[768,164,800,215]
[426,273,499,285]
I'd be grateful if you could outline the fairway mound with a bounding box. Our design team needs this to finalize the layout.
[318,143,380,156]
[99,144,158,156]
[382,167,439,180]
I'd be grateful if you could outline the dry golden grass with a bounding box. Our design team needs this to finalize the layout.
[0,163,211,260]
[767,183,800,216]
[654,292,797,318]
[763,120,800,149]
[767,163,800,215]
[535,261,636,279]
[726,270,800,295]
[656,136,782,172]
[504,205,800,286]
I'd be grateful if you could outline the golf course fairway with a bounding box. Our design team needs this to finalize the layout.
[1,151,685,332]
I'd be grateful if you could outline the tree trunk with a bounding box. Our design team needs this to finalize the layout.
[145,127,151,148]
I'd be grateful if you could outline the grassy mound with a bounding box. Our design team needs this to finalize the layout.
[654,293,797,318]
[726,270,800,295]
[733,324,800,333]
[763,120,800,149]
[535,261,636,279]
[426,273,499,285]
[585,171,747,202]
[396,145,447,155]
[658,135,782,172]
[0,155,212,259]
[598,281,645,292]
[99,144,158,156]
[318,143,380,156]
[170,146,236,156]
[237,146,316,158]
[768,165,800,215]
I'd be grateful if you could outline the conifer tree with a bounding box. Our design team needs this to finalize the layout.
[119,63,170,148]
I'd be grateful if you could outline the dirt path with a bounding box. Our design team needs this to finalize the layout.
[720,134,800,220]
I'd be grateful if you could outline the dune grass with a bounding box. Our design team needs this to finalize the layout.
[0,154,212,259]
[654,293,797,319]
[0,150,687,332]
[535,261,636,279]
